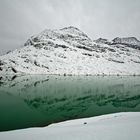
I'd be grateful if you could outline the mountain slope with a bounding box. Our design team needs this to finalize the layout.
[0,26,140,75]
[112,37,140,46]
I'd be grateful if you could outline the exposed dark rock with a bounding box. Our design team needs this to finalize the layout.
[95,38,111,45]
[34,44,42,48]
[82,53,92,56]
[0,60,4,66]
[9,59,16,64]
[32,37,40,42]
[55,44,69,48]
[108,48,116,52]
[11,67,17,73]
[76,45,93,51]
[108,58,124,63]
[11,75,17,81]
[34,60,40,67]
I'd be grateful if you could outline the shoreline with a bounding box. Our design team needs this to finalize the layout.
[0,112,140,140]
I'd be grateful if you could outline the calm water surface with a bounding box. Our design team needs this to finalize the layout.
[0,75,140,131]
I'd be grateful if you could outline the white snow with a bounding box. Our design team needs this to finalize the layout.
[0,26,140,75]
[0,112,140,140]
[113,37,140,46]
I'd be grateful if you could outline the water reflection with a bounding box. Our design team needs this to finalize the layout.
[0,75,140,131]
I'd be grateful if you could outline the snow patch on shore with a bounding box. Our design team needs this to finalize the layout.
[0,112,140,140]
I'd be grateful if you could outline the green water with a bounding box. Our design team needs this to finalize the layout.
[0,75,140,131]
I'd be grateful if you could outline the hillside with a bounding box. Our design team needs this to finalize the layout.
[0,26,140,75]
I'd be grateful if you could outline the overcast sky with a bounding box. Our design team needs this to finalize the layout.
[0,0,140,54]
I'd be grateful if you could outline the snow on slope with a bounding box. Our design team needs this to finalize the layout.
[0,112,140,140]
[113,37,140,46]
[0,26,140,75]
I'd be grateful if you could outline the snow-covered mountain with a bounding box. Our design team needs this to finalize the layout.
[94,38,111,45]
[112,37,140,48]
[0,26,140,75]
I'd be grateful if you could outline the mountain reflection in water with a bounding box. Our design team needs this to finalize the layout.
[0,75,140,131]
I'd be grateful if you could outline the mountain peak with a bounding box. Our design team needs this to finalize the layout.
[112,37,140,46]
[60,26,90,39]
[1,27,140,76]
[60,26,81,31]
[24,26,91,47]
[95,38,111,44]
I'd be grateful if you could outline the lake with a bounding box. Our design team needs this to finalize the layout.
[0,75,140,131]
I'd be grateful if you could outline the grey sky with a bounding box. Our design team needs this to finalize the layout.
[0,0,140,54]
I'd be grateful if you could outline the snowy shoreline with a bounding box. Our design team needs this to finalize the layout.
[0,112,140,140]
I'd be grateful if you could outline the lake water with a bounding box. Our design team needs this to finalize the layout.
[0,75,140,131]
